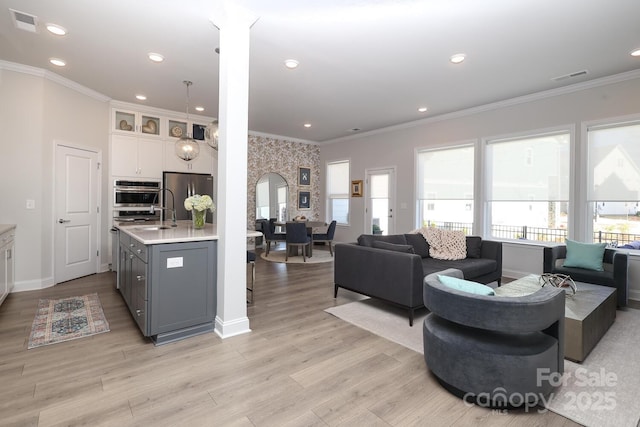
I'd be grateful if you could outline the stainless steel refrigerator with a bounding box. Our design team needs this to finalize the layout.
[163,172,215,223]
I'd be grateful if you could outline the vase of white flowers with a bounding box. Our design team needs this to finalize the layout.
[184,194,215,229]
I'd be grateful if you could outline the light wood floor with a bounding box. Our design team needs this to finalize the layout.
[0,247,580,427]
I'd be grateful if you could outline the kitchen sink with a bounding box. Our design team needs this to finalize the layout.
[135,226,172,231]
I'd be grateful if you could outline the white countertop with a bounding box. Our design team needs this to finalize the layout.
[0,224,16,235]
[116,220,261,245]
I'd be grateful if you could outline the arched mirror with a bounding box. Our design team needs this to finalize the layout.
[256,173,288,221]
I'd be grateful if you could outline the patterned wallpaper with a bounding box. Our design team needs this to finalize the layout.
[247,134,320,230]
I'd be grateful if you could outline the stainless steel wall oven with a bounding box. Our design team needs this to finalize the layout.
[113,180,160,222]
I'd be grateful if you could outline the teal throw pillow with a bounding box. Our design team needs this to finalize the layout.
[437,275,495,296]
[563,239,606,271]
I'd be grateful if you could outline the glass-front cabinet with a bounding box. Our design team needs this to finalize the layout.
[192,123,207,141]
[112,109,161,137]
[115,110,135,132]
[140,115,160,136]
[167,120,187,138]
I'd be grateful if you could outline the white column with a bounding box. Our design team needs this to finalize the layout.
[211,5,258,338]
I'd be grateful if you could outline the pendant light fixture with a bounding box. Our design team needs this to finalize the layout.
[175,80,200,161]
[205,119,219,151]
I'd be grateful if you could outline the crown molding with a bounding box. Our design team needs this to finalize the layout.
[0,60,45,77]
[109,100,216,123]
[323,68,640,145]
[0,60,110,102]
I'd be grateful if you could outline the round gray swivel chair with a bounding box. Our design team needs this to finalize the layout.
[422,269,565,408]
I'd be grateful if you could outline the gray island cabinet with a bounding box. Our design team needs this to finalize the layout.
[117,222,217,345]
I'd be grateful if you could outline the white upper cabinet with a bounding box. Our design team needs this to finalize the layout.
[163,140,215,174]
[110,103,215,179]
[111,134,163,179]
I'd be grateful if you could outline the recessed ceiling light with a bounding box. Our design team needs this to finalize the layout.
[417,106,428,113]
[631,48,640,57]
[195,106,204,112]
[46,23,67,36]
[148,52,164,63]
[303,123,311,128]
[135,94,147,101]
[284,59,299,69]
[450,53,466,64]
[49,58,66,67]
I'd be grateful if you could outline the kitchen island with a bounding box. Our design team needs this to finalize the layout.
[115,220,259,345]
[0,224,16,307]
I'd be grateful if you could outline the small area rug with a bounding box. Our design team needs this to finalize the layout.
[28,293,110,349]
[260,248,334,264]
[325,299,640,427]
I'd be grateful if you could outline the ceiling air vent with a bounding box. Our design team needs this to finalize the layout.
[10,9,38,33]
[552,70,589,82]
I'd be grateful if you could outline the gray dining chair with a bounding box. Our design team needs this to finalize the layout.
[260,219,286,256]
[246,250,256,304]
[285,222,311,262]
[312,220,337,256]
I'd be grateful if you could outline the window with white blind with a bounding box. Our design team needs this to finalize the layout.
[256,180,269,219]
[486,131,570,242]
[588,120,640,245]
[416,145,474,232]
[327,160,350,225]
[277,185,287,222]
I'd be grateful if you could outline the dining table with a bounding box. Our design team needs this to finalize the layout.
[275,220,327,257]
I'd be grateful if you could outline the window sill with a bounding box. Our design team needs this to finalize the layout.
[492,238,563,248]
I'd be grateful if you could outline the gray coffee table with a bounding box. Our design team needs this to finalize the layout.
[495,274,616,362]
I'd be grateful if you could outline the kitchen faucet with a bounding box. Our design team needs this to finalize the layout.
[150,188,177,227]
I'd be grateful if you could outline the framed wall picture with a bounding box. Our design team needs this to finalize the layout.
[298,190,311,210]
[298,167,311,186]
[351,180,363,197]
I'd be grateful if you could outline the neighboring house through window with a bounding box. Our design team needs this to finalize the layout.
[416,145,474,233]
[486,130,570,242]
[587,119,640,245]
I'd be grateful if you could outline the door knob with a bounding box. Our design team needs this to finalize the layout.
[58,219,70,223]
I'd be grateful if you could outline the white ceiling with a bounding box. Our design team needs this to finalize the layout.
[1,0,639,143]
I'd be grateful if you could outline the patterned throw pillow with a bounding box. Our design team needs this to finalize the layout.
[423,228,467,260]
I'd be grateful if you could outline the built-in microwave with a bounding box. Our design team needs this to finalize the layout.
[113,180,160,208]
[113,180,161,222]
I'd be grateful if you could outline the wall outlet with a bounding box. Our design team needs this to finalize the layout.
[26,199,35,209]
[166,257,183,269]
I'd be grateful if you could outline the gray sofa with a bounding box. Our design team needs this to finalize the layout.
[334,233,503,325]
[423,269,565,407]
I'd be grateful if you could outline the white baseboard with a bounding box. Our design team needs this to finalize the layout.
[13,264,110,293]
[13,276,55,293]
[214,315,251,339]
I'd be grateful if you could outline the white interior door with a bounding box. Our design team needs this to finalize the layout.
[55,145,99,283]
[366,168,396,235]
